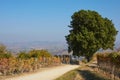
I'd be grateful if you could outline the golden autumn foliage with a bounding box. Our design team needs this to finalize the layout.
[0,49,61,75]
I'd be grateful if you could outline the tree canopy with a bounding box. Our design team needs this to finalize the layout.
[65,10,118,62]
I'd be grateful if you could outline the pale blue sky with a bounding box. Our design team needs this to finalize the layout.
[0,0,120,43]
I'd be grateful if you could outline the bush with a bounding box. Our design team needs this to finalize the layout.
[29,49,52,58]
[97,52,120,79]
[17,51,30,59]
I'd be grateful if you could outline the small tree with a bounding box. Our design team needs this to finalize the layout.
[65,10,118,62]
[17,51,29,59]
[0,44,7,53]
[0,44,13,58]
[29,49,52,58]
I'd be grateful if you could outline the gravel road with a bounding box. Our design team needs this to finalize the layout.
[5,65,79,80]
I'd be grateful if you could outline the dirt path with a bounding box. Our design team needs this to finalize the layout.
[5,65,79,80]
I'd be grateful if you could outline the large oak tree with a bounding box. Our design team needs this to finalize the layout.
[65,10,118,62]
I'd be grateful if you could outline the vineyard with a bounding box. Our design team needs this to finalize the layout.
[97,52,120,80]
[0,48,62,76]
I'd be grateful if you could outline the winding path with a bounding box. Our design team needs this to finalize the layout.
[5,65,79,80]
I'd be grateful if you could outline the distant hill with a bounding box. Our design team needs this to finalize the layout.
[2,41,119,55]
[115,41,120,51]
[2,41,68,55]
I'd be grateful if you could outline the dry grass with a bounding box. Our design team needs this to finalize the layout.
[56,63,111,80]
[55,69,78,80]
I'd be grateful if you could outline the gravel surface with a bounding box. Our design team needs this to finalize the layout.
[5,65,79,80]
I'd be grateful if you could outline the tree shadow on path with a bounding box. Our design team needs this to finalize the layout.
[77,70,110,80]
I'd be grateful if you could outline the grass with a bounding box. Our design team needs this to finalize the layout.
[55,69,78,80]
[77,69,111,80]
[55,64,111,80]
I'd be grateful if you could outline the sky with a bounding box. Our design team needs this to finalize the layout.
[0,0,120,43]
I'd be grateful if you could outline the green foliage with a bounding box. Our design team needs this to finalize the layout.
[65,10,118,62]
[0,53,12,58]
[29,49,52,58]
[0,44,13,58]
[17,49,52,60]
[17,51,30,59]
[55,70,78,80]
[0,44,6,53]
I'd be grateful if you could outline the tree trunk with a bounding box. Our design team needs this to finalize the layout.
[86,56,90,62]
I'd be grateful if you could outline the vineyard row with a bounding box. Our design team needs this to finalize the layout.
[97,52,120,80]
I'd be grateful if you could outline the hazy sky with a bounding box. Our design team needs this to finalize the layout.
[0,0,120,43]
